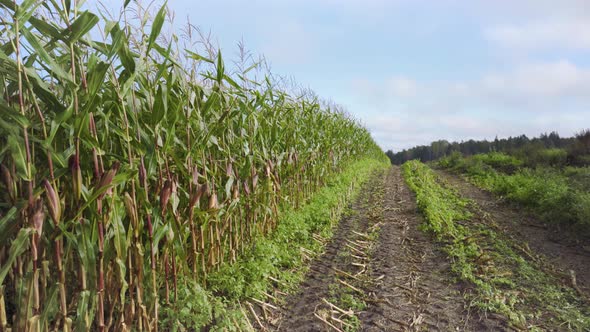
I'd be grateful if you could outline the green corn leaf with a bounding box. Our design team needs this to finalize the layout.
[0,101,30,128]
[115,258,128,306]
[83,60,109,106]
[0,0,15,11]
[64,0,71,14]
[202,92,219,114]
[224,74,242,91]
[0,207,18,244]
[111,203,128,259]
[152,84,167,125]
[0,228,33,285]
[225,177,234,198]
[0,45,19,70]
[209,135,219,148]
[153,222,169,248]
[8,135,33,181]
[186,50,214,64]
[154,43,181,68]
[15,0,39,25]
[216,51,224,84]
[66,11,99,43]
[39,284,59,330]
[21,27,71,82]
[28,17,61,40]
[243,62,258,74]
[148,4,166,51]
[74,290,91,331]
[110,24,135,72]
[55,103,75,125]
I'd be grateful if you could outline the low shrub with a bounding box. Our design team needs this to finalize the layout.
[439,153,590,233]
[473,152,523,173]
[530,148,568,167]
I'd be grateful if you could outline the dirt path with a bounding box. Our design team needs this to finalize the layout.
[359,167,501,331]
[276,167,500,331]
[436,169,590,296]
[275,168,385,331]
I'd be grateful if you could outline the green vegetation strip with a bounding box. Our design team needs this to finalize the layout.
[439,152,590,233]
[402,160,590,331]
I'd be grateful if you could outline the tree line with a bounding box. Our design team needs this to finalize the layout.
[386,130,590,166]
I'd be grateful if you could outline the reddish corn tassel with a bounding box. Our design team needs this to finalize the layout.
[191,167,200,185]
[139,159,148,189]
[1,163,15,203]
[252,167,259,190]
[226,162,233,177]
[205,182,211,197]
[208,187,219,211]
[243,180,250,196]
[30,198,45,236]
[42,179,61,226]
[189,184,207,210]
[208,194,219,211]
[123,193,138,235]
[265,164,271,177]
[160,180,173,214]
[29,198,45,265]
[97,161,121,198]
[232,183,240,200]
[252,174,259,190]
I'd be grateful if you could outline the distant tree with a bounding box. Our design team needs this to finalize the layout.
[548,131,561,147]
[568,129,590,165]
[385,150,395,164]
[576,129,590,152]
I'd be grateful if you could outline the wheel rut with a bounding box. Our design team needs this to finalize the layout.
[275,167,500,331]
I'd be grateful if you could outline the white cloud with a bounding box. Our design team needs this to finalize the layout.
[485,19,590,52]
[479,60,590,103]
[259,20,317,66]
[350,60,590,150]
[354,60,590,110]
[387,76,417,98]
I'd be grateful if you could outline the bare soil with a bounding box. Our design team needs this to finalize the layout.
[275,167,502,331]
[275,168,384,331]
[436,169,590,296]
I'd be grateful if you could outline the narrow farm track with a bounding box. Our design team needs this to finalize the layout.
[436,169,590,297]
[276,169,387,331]
[359,167,500,331]
[275,167,500,331]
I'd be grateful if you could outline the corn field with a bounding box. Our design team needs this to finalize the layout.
[0,1,385,331]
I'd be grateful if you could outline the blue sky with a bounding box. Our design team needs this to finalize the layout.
[99,0,590,151]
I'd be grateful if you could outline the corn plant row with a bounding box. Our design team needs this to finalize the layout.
[0,1,386,331]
